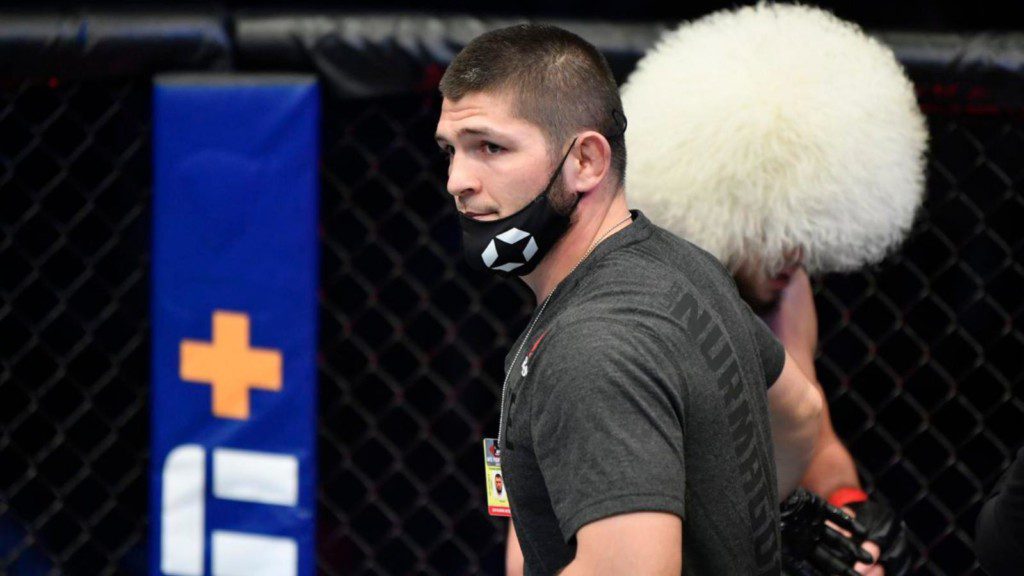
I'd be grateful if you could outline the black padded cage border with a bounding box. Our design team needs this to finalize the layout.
[1,12,1023,97]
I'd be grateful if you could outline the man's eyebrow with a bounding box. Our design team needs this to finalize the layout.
[461,127,498,138]
[435,127,504,144]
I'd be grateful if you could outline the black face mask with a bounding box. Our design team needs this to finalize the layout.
[458,139,579,276]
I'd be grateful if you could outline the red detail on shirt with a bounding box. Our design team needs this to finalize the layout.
[528,330,549,357]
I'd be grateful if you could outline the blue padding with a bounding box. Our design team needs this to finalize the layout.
[151,75,319,576]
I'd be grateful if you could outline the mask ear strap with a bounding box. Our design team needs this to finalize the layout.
[611,109,628,136]
[542,136,579,193]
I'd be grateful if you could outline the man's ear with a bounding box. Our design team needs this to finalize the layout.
[567,131,613,192]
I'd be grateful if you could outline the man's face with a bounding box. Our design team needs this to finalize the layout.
[733,248,803,314]
[495,475,503,492]
[435,91,573,221]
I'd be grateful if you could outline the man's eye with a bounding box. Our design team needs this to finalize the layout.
[483,142,504,154]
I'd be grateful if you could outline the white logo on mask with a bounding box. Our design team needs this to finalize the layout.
[482,228,539,273]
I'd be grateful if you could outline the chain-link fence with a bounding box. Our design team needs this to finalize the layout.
[3,39,1024,576]
[1,79,152,574]
[816,110,1024,576]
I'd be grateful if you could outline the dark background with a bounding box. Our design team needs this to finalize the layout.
[8,0,1024,30]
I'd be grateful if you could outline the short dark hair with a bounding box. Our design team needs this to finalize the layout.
[439,24,626,184]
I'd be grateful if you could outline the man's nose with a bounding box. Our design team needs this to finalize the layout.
[446,153,479,199]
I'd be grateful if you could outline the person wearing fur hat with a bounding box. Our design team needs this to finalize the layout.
[622,4,927,575]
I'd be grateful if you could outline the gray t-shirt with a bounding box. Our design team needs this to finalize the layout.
[499,211,785,576]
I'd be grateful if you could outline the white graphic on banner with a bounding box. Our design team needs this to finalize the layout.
[161,446,206,576]
[160,445,300,575]
[212,531,298,576]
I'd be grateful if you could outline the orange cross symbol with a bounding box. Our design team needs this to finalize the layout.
[179,310,283,420]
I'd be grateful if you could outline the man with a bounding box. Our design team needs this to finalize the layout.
[622,5,928,575]
[435,23,823,575]
[495,473,505,498]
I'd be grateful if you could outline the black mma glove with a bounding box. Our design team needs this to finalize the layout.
[781,488,874,576]
[846,498,912,575]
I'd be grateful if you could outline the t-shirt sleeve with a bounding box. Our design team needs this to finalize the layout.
[529,319,686,542]
[742,304,786,387]
[975,446,1024,576]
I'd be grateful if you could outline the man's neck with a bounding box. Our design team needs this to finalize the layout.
[522,189,631,303]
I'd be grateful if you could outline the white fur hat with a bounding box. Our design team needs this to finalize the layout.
[622,3,928,275]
